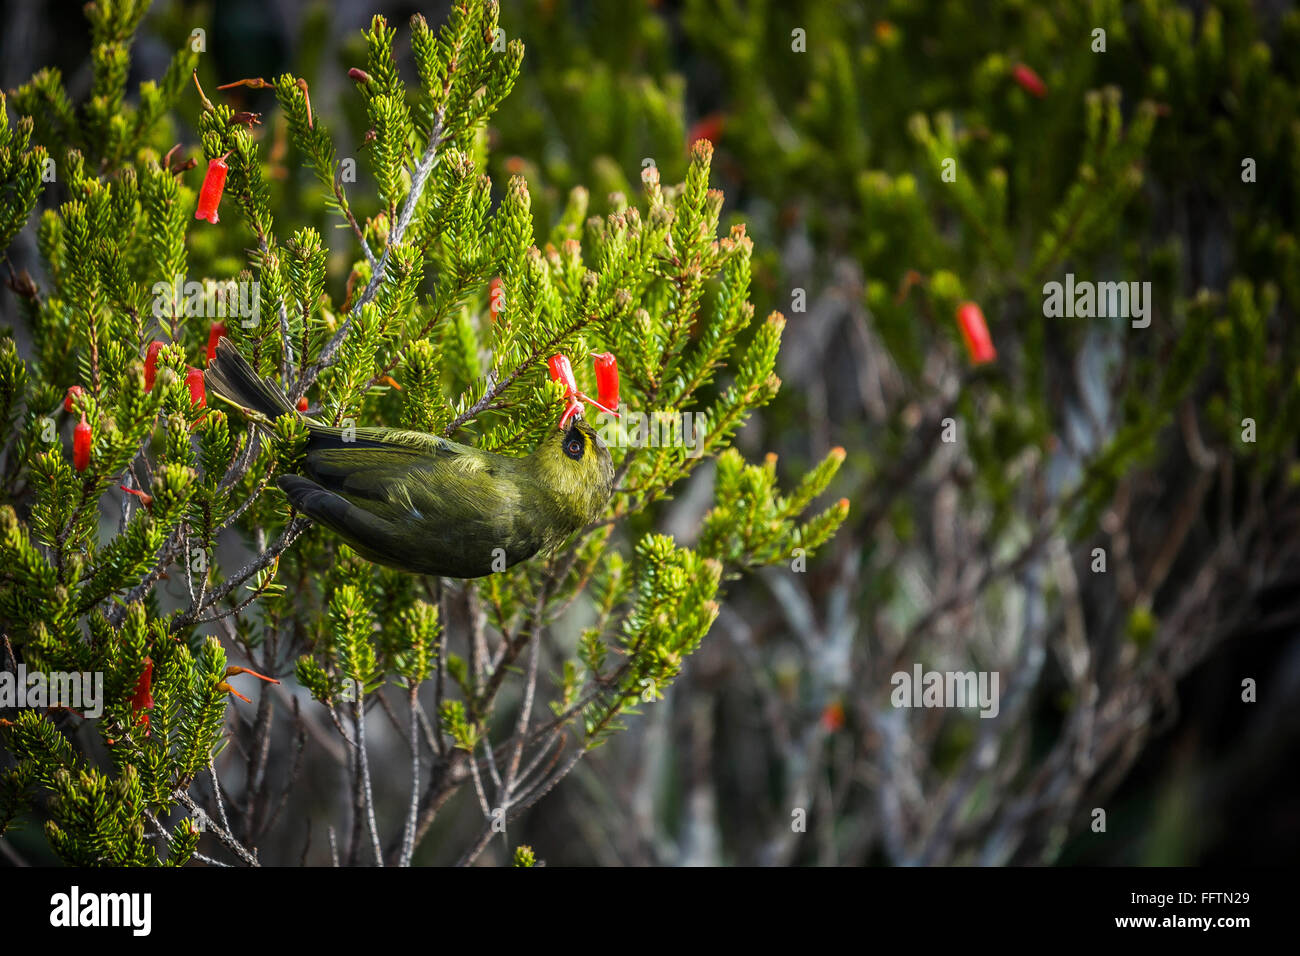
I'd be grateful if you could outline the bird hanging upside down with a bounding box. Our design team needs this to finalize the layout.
[205,339,617,577]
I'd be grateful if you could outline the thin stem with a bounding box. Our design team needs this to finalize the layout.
[443,312,599,436]
[334,164,377,271]
[399,684,421,867]
[173,789,259,866]
[170,516,310,633]
[356,695,383,866]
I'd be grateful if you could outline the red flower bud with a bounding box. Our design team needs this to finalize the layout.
[144,340,165,391]
[73,414,91,472]
[63,385,84,413]
[820,700,846,733]
[687,112,725,147]
[348,68,372,84]
[187,367,206,407]
[547,353,576,392]
[194,153,230,224]
[297,396,309,412]
[206,322,228,363]
[131,657,154,735]
[1012,63,1047,98]
[592,351,620,414]
[956,302,997,365]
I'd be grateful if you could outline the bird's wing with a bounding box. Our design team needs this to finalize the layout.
[278,474,403,561]
[302,426,531,531]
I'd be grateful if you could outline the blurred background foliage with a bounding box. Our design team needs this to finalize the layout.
[2,0,1298,864]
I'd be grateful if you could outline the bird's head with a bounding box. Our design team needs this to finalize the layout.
[527,353,620,528]
[529,415,614,528]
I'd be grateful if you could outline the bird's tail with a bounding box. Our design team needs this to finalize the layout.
[205,338,294,422]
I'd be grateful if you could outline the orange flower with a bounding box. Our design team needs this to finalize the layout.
[120,485,153,509]
[488,277,504,322]
[820,701,846,732]
[218,665,281,703]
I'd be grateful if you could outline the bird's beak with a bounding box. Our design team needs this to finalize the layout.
[558,396,584,430]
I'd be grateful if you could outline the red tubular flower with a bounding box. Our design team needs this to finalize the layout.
[956,301,997,365]
[62,385,84,413]
[1012,63,1047,98]
[131,657,154,735]
[186,367,206,407]
[194,153,230,224]
[206,322,228,363]
[548,354,582,429]
[591,351,620,414]
[547,353,576,390]
[144,340,165,391]
[687,112,726,147]
[548,353,617,429]
[73,414,91,472]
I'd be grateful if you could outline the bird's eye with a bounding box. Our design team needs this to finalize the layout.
[566,438,583,457]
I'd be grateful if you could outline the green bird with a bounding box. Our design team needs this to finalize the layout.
[205,339,615,577]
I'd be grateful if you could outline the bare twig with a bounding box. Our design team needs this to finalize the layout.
[399,684,421,867]
[170,516,310,632]
[173,789,260,866]
[356,695,383,866]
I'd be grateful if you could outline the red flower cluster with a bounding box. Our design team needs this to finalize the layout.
[547,353,620,429]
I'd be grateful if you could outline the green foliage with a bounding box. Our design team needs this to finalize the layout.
[478,0,1300,866]
[513,843,536,866]
[0,1,845,865]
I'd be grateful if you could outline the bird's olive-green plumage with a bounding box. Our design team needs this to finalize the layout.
[205,339,614,577]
